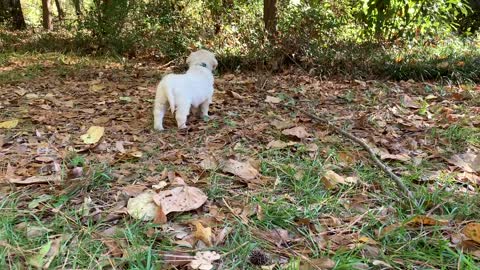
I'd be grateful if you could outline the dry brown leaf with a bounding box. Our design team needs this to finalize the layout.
[265,96,281,104]
[271,119,295,130]
[401,94,420,109]
[193,221,213,247]
[199,156,218,170]
[160,251,194,268]
[126,190,158,221]
[221,159,259,180]
[8,174,61,185]
[300,257,335,270]
[463,223,480,244]
[152,185,207,216]
[266,140,296,149]
[448,152,480,173]
[282,126,311,139]
[321,170,347,189]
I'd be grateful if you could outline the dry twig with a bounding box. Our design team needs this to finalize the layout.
[284,104,418,206]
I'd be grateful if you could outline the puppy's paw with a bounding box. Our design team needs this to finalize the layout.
[153,123,164,131]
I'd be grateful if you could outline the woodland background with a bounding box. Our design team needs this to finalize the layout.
[1,1,480,270]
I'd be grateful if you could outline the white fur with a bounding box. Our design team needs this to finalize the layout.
[153,49,218,130]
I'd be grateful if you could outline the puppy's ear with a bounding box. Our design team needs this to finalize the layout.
[186,53,194,66]
[212,59,218,70]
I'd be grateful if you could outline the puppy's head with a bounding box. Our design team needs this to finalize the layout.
[186,49,218,71]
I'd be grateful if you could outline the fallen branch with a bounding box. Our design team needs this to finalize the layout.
[284,104,417,205]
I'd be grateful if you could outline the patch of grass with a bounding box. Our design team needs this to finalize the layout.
[431,124,480,151]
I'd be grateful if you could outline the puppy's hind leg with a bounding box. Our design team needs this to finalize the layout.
[199,98,211,121]
[153,93,168,131]
[175,103,191,129]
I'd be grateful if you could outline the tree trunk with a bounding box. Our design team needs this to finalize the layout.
[10,0,26,29]
[41,0,53,30]
[263,0,278,41]
[54,0,65,21]
[72,0,83,17]
[0,0,27,29]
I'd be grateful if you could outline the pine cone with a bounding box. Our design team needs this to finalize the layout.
[249,249,269,266]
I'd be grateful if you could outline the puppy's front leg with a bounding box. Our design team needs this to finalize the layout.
[199,99,211,121]
[175,103,191,129]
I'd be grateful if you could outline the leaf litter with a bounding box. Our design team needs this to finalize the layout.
[1,56,479,268]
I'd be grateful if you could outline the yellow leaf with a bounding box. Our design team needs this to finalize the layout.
[0,119,19,129]
[193,221,213,246]
[90,84,106,92]
[80,126,105,144]
[463,223,480,244]
[406,215,448,227]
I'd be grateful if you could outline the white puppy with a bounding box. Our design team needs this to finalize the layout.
[153,49,218,130]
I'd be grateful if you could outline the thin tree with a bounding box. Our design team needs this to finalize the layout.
[42,0,53,30]
[72,0,83,17]
[54,0,65,21]
[263,0,278,42]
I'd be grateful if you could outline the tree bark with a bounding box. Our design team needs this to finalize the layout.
[54,0,65,21]
[41,0,53,30]
[263,0,278,41]
[72,0,83,17]
[0,0,27,29]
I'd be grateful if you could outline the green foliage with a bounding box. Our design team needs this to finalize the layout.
[357,0,470,40]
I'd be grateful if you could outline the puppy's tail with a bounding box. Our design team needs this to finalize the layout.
[162,81,175,114]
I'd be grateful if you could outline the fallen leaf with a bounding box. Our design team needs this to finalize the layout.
[0,119,19,129]
[28,194,53,209]
[80,126,105,144]
[26,237,61,269]
[265,96,281,104]
[321,170,348,189]
[267,140,296,149]
[199,156,218,170]
[463,223,480,244]
[379,152,411,162]
[282,126,311,139]
[448,152,480,173]
[193,221,213,247]
[401,94,420,109]
[271,119,295,130]
[189,251,221,270]
[152,185,207,216]
[221,159,260,180]
[127,190,158,221]
[90,83,106,91]
[300,257,335,270]
[161,251,194,267]
[8,175,61,185]
[406,215,448,226]
[437,61,449,69]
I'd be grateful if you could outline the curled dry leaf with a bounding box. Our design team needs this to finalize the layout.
[0,119,19,129]
[221,159,259,181]
[300,257,336,270]
[463,223,480,244]
[189,251,221,270]
[80,126,105,144]
[127,190,158,221]
[152,185,207,216]
[271,119,295,130]
[282,126,311,139]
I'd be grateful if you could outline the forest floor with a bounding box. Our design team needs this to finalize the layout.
[1,52,480,269]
